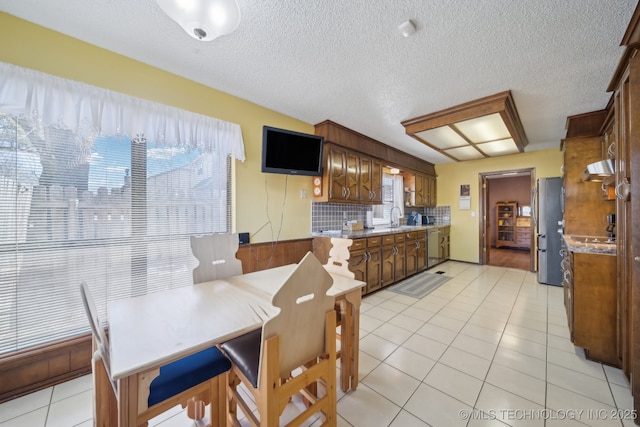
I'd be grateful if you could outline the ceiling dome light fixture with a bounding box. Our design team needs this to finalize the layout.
[155,0,241,41]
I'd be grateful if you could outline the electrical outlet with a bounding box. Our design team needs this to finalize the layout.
[300,189,306,199]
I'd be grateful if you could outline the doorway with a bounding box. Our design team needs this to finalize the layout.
[479,168,536,272]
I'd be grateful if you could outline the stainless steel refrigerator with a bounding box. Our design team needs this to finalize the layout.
[535,177,563,286]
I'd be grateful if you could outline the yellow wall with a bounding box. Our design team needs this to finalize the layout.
[0,13,314,243]
[435,148,564,263]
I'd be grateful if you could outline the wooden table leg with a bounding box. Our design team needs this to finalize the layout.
[343,290,361,391]
[336,297,351,392]
[119,375,139,427]
[93,357,118,427]
[92,335,118,427]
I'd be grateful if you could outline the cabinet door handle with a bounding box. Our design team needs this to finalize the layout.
[616,178,630,201]
[615,181,623,199]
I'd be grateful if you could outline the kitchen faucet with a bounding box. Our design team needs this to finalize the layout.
[390,206,401,227]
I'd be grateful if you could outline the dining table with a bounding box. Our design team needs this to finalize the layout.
[97,264,365,426]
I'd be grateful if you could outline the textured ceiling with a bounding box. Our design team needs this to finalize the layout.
[0,0,636,164]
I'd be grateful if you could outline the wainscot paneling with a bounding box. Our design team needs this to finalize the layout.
[0,334,92,403]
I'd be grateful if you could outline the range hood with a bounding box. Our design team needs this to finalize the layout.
[582,159,615,182]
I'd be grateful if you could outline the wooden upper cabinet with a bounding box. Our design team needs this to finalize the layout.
[359,156,380,203]
[325,145,359,201]
[363,157,383,203]
[427,175,437,206]
[317,143,383,204]
[415,173,425,206]
[404,172,436,208]
[327,146,347,200]
[346,151,360,200]
[314,120,436,205]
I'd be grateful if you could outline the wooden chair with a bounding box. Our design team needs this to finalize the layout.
[80,281,231,427]
[188,232,243,419]
[190,233,243,284]
[220,252,337,427]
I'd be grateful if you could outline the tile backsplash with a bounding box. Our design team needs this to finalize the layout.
[311,202,371,232]
[311,202,450,232]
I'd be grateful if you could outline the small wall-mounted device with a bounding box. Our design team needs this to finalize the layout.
[398,20,416,37]
[238,232,250,245]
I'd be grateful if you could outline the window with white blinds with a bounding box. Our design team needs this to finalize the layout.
[372,173,404,224]
[0,62,244,355]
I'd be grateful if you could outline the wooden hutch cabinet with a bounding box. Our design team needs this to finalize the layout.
[495,202,517,247]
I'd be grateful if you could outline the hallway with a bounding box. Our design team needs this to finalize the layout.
[489,247,532,271]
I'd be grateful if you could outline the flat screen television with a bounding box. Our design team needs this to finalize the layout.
[261,126,324,176]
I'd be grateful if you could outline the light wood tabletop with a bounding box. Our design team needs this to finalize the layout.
[101,264,365,426]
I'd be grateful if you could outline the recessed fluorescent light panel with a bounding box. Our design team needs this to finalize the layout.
[401,91,529,162]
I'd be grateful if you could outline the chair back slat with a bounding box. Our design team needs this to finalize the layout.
[323,237,354,278]
[260,252,334,382]
[190,233,243,284]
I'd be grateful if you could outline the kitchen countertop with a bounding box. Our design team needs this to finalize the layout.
[562,234,616,256]
[312,224,450,239]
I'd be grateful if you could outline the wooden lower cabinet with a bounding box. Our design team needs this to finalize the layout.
[561,243,573,337]
[417,230,427,271]
[348,245,367,288]
[394,237,406,282]
[381,235,395,287]
[564,250,619,367]
[313,228,442,296]
[366,237,382,293]
[405,233,418,276]
[439,226,450,262]
[382,234,408,287]
[515,226,531,247]
[342,237,382,294]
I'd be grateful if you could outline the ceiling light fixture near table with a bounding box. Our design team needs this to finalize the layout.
[401,91,529,161]
[155,0,241,41]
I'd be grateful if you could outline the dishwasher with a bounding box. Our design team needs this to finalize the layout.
[427,228,439,268]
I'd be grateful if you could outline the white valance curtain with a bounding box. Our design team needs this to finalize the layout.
[0,61,245,161]
[0,61,241,354]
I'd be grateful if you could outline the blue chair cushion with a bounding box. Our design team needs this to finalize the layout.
[220,328,262,388]
[148,346,231,407]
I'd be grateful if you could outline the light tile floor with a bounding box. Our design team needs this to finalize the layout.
[1,261,636,427]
